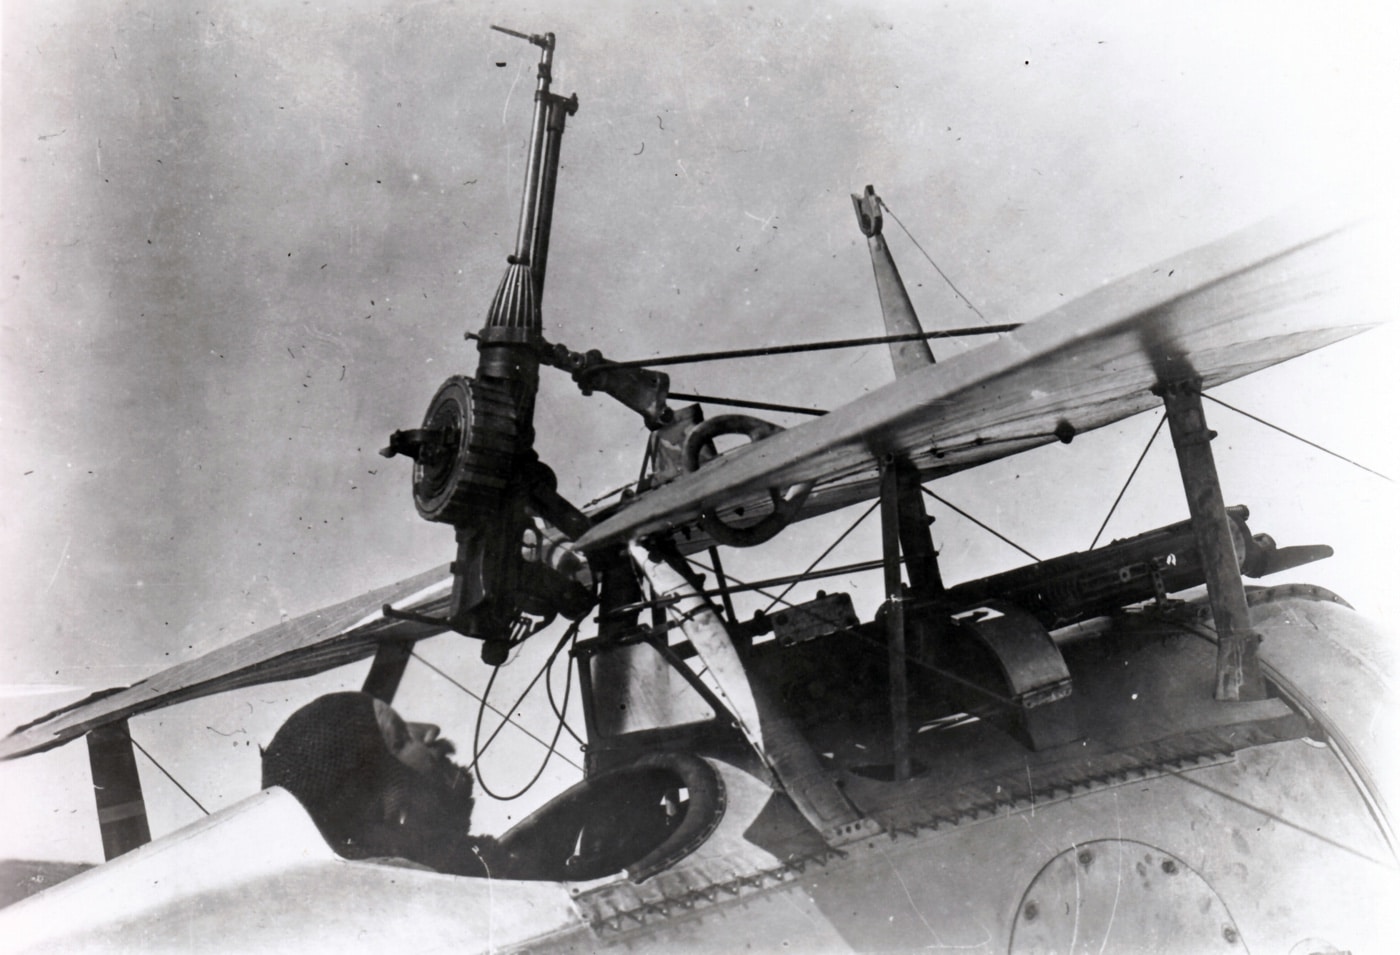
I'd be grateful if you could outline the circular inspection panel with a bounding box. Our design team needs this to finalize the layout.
[1010,839,1245,954]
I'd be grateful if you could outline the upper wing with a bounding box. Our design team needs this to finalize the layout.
[6,212,1388,759]
[0,566,453,760]
[577,212,1393,553]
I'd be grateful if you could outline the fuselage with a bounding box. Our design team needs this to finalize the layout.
[4,586,1393,954]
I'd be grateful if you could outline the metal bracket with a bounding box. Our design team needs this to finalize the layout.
[542,340,673,428]
[852,184,934,377]
[851,184,883,236]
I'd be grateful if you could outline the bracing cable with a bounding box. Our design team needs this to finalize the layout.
[684,555,808,616]
[130,735,209,815]
[762,499,881,614]
[412,650,582,771]
[668,392,828,417]
[1204,393,1392,483]
[877,197,990,324]
[470,621,582,801]
[1089,412,1166,550]
[920,486,1040,561]
[598,325,1018,371]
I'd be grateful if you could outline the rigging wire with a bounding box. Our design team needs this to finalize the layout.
[684,555,809,616]
[591,555,900,610]
[412,649,582,771]
[1089,412,1167,550]
[877,197,989,324]
[1204,393,1392,483]
[470,621,582,801]
[921,486,1040,561]
[668,392,828,417]
[596,325,1019,371]
[762,499,881,614]
[628,488,1026,615]
[130,735,209,815]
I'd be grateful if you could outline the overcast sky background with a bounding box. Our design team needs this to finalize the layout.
[2,0,1396,863]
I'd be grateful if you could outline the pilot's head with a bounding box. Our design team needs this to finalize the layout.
[261,692,479,870]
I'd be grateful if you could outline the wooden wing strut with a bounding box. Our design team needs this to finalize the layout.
[86,720,152,861]
[1159,379,1266,701]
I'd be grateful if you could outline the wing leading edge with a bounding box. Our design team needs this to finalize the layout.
[577,212,1394,553]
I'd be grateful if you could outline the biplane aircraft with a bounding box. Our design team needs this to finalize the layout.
[2,14,1397,955]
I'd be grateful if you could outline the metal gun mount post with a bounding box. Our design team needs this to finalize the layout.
[1157,379,1266,702]
[382,27,587,662]
[490,25,578,303]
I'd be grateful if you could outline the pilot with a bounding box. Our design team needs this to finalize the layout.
[261,691,496,877]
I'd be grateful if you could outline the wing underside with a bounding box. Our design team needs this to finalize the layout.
[0,566,453,761]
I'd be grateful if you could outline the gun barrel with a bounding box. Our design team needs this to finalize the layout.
[939,507,1328,628]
